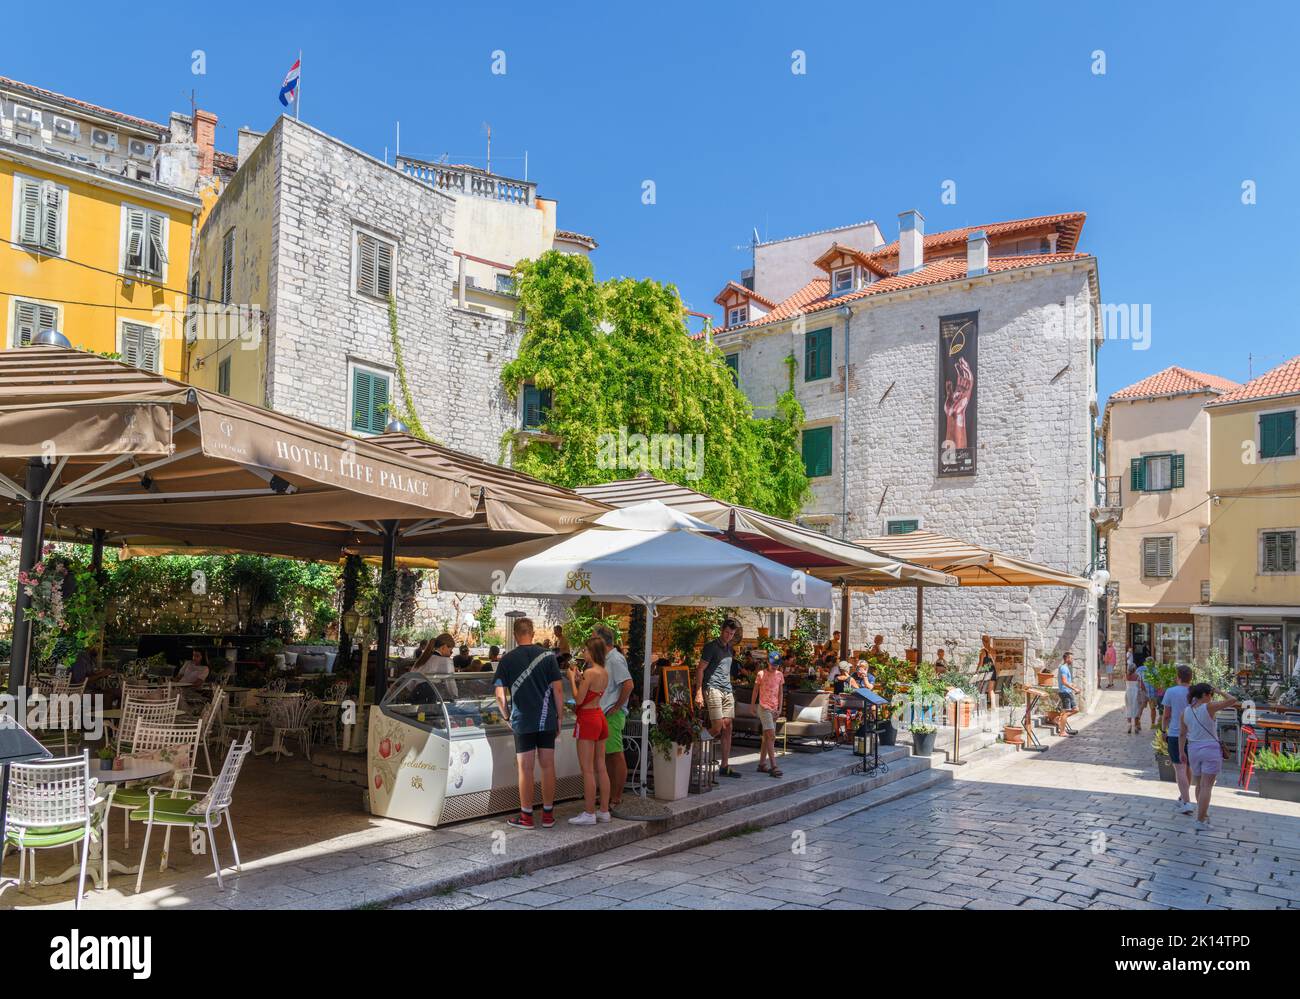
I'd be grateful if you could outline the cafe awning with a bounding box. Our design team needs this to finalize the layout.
[575,474,956,588]
[850,530,1090,589]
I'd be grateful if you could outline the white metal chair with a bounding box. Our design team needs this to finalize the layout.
[132,732,254,892]
[110,720,203,863]
[122,681,167,703]
[196,689,227,774]
[1,751,98,909]
[258,693,314,761]
[32,682,88,755]
[117,695,182,755]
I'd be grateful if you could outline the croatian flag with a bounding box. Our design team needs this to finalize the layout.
[279,59,301,107]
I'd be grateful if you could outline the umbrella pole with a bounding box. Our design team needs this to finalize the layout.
[639,600,655,798]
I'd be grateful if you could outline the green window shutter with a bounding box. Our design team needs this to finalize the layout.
[522,385,551,429]
[802,426,832,478]
[1130,456,1145,492]
[221,228,235,303]
[888,519,919,535]
[1283,532,1297,573]
[217,358,231,396]
[1260,411,1297,459]
[1170,453,1185,489]
[352,369,376,434]
[805,328,832,381]
[724,353,739,387]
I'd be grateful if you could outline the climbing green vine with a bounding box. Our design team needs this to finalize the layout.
[386,294,431,441]
[501,252,810,519]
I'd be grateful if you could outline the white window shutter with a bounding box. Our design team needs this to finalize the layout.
[140,325,159,371]
[18,180,42,246]
[121,323,141,368]
[147,212,167,269]
[376,240,393,297]
[1158,537,1173,577]
[41,184,61,253]
[14,301,37,346]
[126,208,146,269]
[357,234,377,296]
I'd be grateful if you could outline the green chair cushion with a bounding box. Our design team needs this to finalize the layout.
[110,785,181,808]
[5,824,88,848]
[128,794,206,825]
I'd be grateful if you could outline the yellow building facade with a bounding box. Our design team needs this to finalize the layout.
[1,82,201,378]
[1200,355,1300,676]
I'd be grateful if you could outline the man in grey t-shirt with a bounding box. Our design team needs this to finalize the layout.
[594,625,635,807]
[695,618,740,778]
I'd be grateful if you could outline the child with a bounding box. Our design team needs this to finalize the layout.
[1124,657,1143,734]
[1180,683,1237,831]
[566,636,611,825]
[752,653,785,778]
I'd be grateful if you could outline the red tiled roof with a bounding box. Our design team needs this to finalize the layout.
[0,75,167,135]
[1110,366,1240,402]
[1207,355,1300,407]
[554,229,599,250]
[213,150,238,173]
[869,212,1087,260]
[713,280,778,310]
[716,253,1088,332]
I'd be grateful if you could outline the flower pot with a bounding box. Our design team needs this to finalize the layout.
[905,649,919,663]
[878,719,898,746]
[912,730,937,757]
[1155,754,1176,782]
[99,758,113,771]
[113,757,124,771]
[1257,771,1300,803]
[1036,669,1056,686]
[1003,725,1025,746]
[652,744,692,802]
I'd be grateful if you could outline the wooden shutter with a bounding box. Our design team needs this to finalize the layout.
[802,427,831,478]
[352,369,390,434]
[1170,453,1185,489]
[1130,456,1146,492]
[121,323,159,372]
[805,329,831,381]
[375,240,393,297]
[41,185,61,253]
[888,520,919,535]
[221,228,235,303]
[18,179,42,246]
[357,234,377,297]
[13,300,56,347]
[147,212,167,272]
[1263,531,1297,573]
[1142,537,1172,577]
[125,208,146,269]
[1261,411,1297,459]
[218,358,231,396]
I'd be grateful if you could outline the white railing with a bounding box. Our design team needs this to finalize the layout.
[398,157,534,206]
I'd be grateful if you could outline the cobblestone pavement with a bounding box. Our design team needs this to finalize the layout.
[404,692,1300,910]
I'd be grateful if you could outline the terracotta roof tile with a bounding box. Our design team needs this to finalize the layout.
[868,212,1086,260]
[713,280,779,310]
[1208,355,1300,407]
[1110,366,1240,402]
[0,74,166,134]
[554,229,599,250]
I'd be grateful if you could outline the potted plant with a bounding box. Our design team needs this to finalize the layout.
[902,622,918,663]
[1001,684,1026,745]
[649,701,697,802]
[96,746,114,772]
[1152,731,1176,782]
[1039,689,1062,726]
[911,723,938,757]
[1035,650,1056,687]
[1254,749,1300,802]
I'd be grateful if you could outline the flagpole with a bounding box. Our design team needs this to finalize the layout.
[295,50,302,120]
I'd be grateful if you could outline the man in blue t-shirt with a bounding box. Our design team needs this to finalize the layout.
[493,617,565,830]
[1161,665,1195,815]
[1055,652,1080,737]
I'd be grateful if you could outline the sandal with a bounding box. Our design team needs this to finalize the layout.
[757,764,771,773]
[769,768,784,778]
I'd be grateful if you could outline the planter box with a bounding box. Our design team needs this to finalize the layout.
[1155,754,1176,782]
[652,745,692,801]
[1258,770,1300,803]
[879,720,898,746]
[912,729,937,757]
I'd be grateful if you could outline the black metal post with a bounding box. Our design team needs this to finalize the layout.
[337,554,361,674]
[839,583,851,655]
[915,586,924,663]
[89,528,105,574]
[10,458,52,692]
[373,520,399,703]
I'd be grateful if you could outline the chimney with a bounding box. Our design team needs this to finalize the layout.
[898,209,925,274]
[966,229,989,277]
[193,108,218,177]
[237,127,265,169]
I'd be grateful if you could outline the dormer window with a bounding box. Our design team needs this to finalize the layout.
[832,267,855,296]
[727,305,748,327]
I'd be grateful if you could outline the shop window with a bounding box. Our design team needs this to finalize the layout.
[1259,411,1297,459]
[802,426,832,478]
[1154,623,1193,666]
[805,328,832,382]
[1130,453,1183,492]
[1237,624,1284,676]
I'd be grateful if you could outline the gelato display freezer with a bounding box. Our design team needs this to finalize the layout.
[366,671,583,827]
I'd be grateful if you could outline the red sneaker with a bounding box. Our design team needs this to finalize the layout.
[507,812,535,830]
[541,808,555,829]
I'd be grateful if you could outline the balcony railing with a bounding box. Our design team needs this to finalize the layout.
[397,156,535,206]
[1092,475,1123,527]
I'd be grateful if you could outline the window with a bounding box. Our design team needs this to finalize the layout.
[13,176,64,255]
[832,268,854,296]
[1261,530,1297,574]
[727,305,748,327]
[220,227,235,303]
[724,352,739,386]
[350,364,392,435]
[1259,410,1297,459]
[123,205,167,277]
[495,273,517,295]
[802,425,832,478]
[11,298,58,348]
[1141,536,1174,578]
[355,230,395,300]
[521,384,552,430]
[764,610,791,640]
[887,519,920,535]
[118,321,161,373]
[1129,453,1184,492]
[1154,623,1193,666]
[805,328,832,382]
[217,357,231,396]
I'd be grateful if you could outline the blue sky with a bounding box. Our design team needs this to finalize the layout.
[7,0,1297,400]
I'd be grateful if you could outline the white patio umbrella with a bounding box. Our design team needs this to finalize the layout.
[438,501,834,795]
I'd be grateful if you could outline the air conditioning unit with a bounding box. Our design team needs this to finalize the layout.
[90,127,118,151]
[127,138,156,161]
[13,105,42,131]
[52,115,80,141]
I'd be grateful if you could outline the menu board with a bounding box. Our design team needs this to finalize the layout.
[989,637,1026,679]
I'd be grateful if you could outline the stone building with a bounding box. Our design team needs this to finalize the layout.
[708,210,1105,689]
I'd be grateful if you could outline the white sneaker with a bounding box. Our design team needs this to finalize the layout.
[1179,801,1196,815]
[1193,819,1209,831]
[568,812,597,826]
[595,811,612,823]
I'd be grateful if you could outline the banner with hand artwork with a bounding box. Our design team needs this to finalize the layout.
[938,311,978,476]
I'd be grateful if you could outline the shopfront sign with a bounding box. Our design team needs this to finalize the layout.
[989,637,1026,679]
[938,311,978,477]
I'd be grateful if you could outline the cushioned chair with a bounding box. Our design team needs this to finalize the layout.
[2,751,98,909]
[782,691,834,750]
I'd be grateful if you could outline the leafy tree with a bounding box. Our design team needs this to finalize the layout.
[501,252,809,519]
